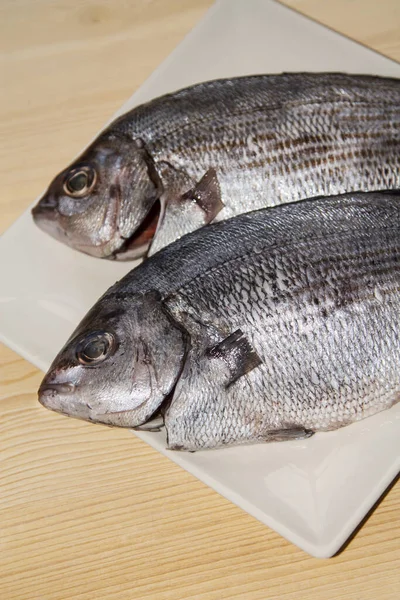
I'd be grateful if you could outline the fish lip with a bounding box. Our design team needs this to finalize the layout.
[38,382,75,398]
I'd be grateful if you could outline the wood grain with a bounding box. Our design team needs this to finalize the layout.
[1,2,399,599]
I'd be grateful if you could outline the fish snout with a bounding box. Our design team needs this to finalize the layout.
[31,196,59,222]
[38,377,76,412]
[31,195,71,245]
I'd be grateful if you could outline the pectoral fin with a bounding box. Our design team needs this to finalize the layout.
[181,168,224,223]
[148,168,225,255]
[207,329,262,387]
[156,162,224,223]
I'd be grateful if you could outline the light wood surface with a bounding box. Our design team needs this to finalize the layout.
[1,1,399,598]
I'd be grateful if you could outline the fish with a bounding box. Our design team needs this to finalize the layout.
[32,73,400,259]
[38,191,400,450]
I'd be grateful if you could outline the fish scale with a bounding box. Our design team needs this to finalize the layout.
[33,72,400,258]
[38,192,400,449]
[126,79,400,204]
[161,198,400,448]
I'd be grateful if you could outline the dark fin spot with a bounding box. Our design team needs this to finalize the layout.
[181,168,224,223]
[260,428,314,443]
[207,329,262,387]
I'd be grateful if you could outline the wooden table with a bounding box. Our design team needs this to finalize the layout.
[1,2,399,598]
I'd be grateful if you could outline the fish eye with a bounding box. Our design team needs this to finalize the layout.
[64,166,96,197]
[77,332,115,366]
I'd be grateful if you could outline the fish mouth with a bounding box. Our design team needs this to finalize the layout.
[38,382,75,406]
[38,380,95,421]
[39,382,76,395]
[116,200,161,260]
[38,381,77,415]
[32,197,58,220]
[31,201,56,228]
[31,199,71,245]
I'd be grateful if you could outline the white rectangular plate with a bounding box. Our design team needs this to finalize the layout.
[1,0,399,558]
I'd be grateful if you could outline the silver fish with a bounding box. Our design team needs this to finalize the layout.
[38,191,400,450]
[32,73,400,259]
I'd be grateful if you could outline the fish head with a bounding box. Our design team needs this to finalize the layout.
[38,291,187,427]
[32,132,162,259]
